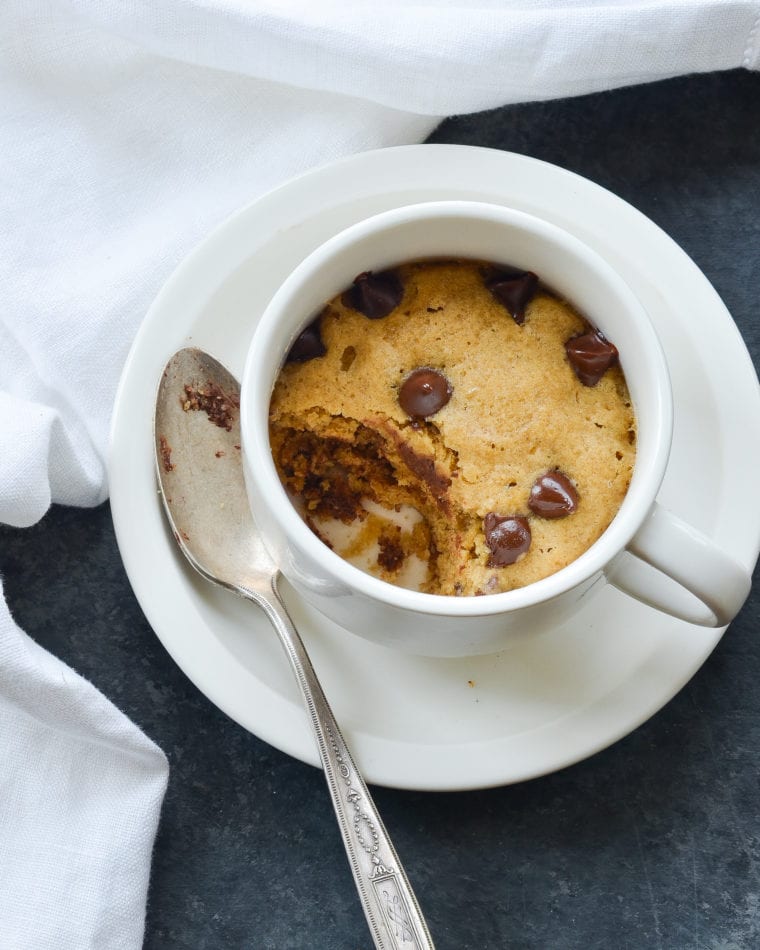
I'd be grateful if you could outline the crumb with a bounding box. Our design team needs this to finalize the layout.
[378,528,405,572]
[182,380,240,431]
[159,435,174,472]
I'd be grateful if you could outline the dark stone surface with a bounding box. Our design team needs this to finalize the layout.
[2,69,760,949]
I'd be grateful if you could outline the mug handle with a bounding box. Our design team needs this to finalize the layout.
[605,502,752,626]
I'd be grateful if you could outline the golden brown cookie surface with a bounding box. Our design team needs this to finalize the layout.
[269,260,636,595]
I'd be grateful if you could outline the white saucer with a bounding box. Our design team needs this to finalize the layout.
[109,145,760,791]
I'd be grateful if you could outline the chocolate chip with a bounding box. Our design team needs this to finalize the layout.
[483,514,532,567]
[286,317,326,363]
[342,270,403,319]
[486,268,539,324]
[398,368,452,418]
[528,470,579,518]
[565,328,618,385]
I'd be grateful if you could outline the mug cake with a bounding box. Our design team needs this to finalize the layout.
[268,258,635,596]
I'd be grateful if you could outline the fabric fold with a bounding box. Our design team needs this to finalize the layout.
[62,0,760,113]
[0,583,169,950]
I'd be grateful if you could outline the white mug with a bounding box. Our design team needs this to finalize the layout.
[240,201,751,656]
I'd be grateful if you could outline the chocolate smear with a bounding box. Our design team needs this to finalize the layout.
[342,270,403,319]
[528,470,579,518]
[286,316,326,363]
[396,441,451,499]
[399,367,452,418]
[483,513,532,567]
[565,328,618,386]
[486,268,539,324]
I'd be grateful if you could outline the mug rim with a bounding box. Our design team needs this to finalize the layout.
[241,200,673,618]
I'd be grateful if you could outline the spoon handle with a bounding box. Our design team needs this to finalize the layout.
[239,578,435,950]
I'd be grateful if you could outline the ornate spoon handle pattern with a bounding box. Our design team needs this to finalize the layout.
[240,577,435,950]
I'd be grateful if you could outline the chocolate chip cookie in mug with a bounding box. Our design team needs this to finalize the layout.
[269,258,635,597]
[242,201,750,656]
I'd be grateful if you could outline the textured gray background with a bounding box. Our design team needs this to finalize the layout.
[1,69,759,949]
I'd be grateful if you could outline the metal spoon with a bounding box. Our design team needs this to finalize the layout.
[154,347,434,950]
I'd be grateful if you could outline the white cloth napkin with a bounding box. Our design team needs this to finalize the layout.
[2,1,758,947]
[0,602,168,949]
